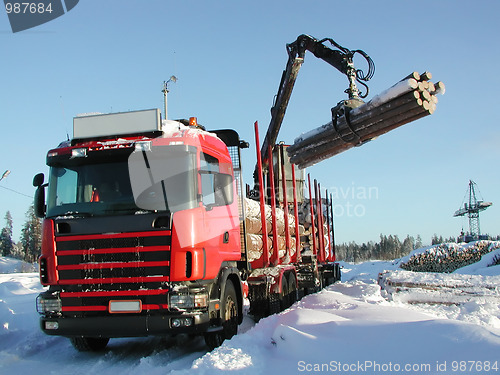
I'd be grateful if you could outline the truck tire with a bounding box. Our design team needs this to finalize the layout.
[268,293,281,315]
[204,280,238,350]
[70,337,109,352]
[204,330,224,351]
[287,273,297,307]
[279,276,289,311]
[317,271,324,292]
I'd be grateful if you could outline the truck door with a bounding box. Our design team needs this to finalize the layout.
[199,152,240,268]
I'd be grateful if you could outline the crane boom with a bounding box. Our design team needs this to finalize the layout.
[255,34,374,182]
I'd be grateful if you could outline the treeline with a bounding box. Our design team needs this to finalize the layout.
[335,234,423,262]
[336,233,500,262]
[0,207,42,263]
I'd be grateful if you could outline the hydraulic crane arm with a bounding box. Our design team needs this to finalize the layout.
[256,34,374,180]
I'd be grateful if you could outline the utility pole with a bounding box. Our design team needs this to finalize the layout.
[162,76,177,120]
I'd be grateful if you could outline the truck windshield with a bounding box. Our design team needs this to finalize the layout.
[46,145,198,217]
[46,161,138,218]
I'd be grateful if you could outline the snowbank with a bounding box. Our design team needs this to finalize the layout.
[0,256,37,274]
[0,255,499,374]
[454,247,500,276]
[183,282,500,375]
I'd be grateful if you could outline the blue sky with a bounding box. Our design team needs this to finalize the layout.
[1,0,499,245]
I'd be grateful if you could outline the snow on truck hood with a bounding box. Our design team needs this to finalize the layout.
[161,119,222,142]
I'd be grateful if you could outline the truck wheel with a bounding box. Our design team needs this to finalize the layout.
[221,281,238,339]
[204,280,238,350]
[204,330,224,351]
[288,273,297,307]
[317,272,324,292]
[268,293,281,315]
[279,275,289,310]
[70,337,109,352]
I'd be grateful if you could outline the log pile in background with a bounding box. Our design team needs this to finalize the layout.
[400,241,500,273]
[378,269,500,305]
[287,71,445,169]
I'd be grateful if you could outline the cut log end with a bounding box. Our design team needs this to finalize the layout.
[401,71,421,81]
[432,81,446,95]
[420,71,433,81]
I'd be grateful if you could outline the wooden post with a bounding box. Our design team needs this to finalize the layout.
[268,145,279,266]
[325,189,332,262]
[308,174,317,257]
[291,162,300,263]
[279,144,291,262]
[316,181,325,263]
[254,121,269,267]
[330,193,336,262]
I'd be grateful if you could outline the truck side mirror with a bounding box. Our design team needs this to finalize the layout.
[33,173,46,218]
[34,185,46,218]
[33,173,44,187]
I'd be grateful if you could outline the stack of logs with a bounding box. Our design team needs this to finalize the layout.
[298,200,331,256]
[400,241,500,273]
[245,197,300,262]
[287,71,445,169]
[244,197,332,262]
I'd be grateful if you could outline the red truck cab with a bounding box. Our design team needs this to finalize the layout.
[34,110,246,351]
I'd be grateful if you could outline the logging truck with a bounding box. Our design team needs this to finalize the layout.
[33,109,340,351]
[34,34,439,351]
[32,34,354,352]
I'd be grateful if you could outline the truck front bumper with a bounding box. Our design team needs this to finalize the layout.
[40,311,211,338]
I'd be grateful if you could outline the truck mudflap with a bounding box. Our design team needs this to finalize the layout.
[319,262,342,286]
[40,311,210,338]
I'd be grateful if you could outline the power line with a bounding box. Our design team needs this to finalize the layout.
[0,184,33,199]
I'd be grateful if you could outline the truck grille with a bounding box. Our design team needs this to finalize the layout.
[55,231,171,314]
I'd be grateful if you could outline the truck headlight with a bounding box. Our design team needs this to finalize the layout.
[169,291,208,310]
[36,294,62,315]
[169,294,194,310]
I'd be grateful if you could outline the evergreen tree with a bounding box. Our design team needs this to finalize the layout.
[19,205,42,263]
[0,211,14,257]
[415,234,423,249]
[431,234,440,245]
[401,235,415,256]
[10,241,24,260]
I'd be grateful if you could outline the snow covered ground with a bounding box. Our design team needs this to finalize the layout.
[1,247,499,375]
[0,256,37,274]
